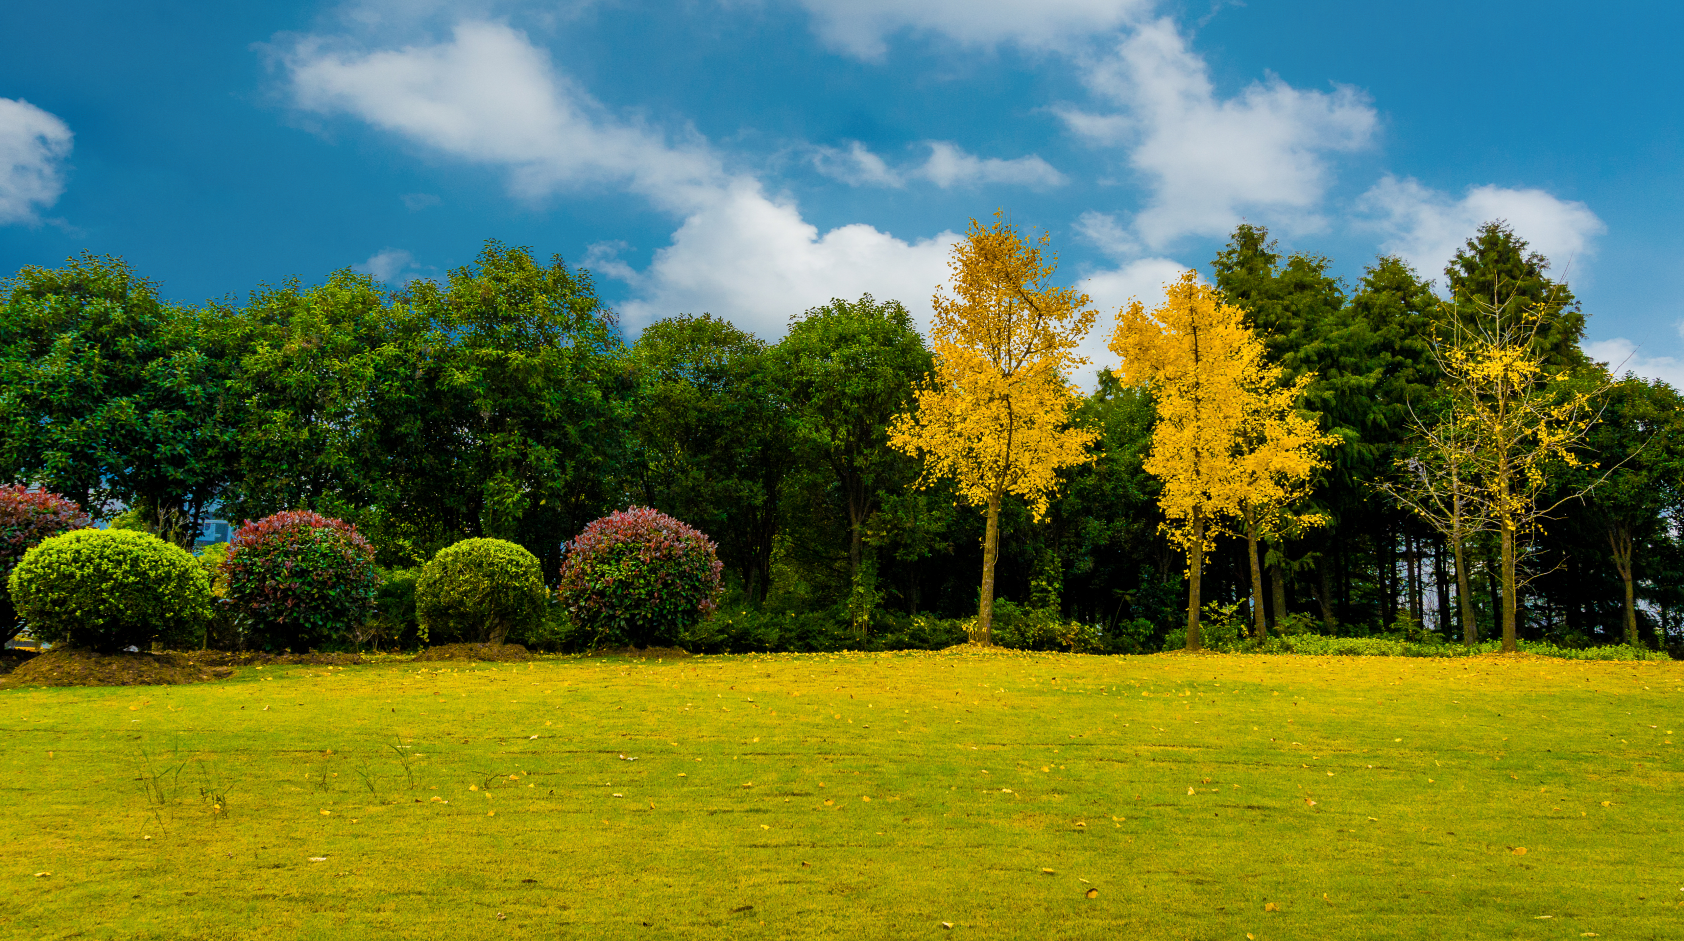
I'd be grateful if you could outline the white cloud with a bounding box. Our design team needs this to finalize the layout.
[0,98,73,226]
[1358,175,1606,282]
[810,141,903,187]
[286,21,723,211]
[354,247,420,284]
[1063,17,1376,249]
[1072,255,1187,387]
[812,140,1065,190]
[284,20,957,336]
[915,141,1065,189]
[400,192,440,210]
[612,180,958,332]
[787,0,1151,59]
[1583,337,1684,390]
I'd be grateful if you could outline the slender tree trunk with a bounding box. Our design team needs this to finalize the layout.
[1408,529,1424,627]
[977,489,1002,646]
[1185,507,1204,652]
[1500,524,1518,653]
[1245,510,1266,643]
[1270,557,1287,626]
[1434,536,1451,638]
[1316,555,1338,633]
[1452,533,1476,646]
[1381,521,1396,625]
[1609,521,1637,647]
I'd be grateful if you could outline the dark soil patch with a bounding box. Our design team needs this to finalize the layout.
[413,643,532,663]
[1,648,235,688]
[188,650,366,667]
[588,646,692,660]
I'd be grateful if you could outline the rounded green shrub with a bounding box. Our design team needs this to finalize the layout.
[416,538,547,646]
[0,485,92,645]
[223,511,380,652]
[9,528,210,652]
[555,506,722,649]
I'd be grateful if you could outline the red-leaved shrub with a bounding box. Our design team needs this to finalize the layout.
[556,506,722,648]
[0,486,91,644]
[223,510,379,651]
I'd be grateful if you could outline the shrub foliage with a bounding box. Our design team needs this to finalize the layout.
[556,506,722,648]
[0,486,92,644]
[415,539,547,646]
[9,528,210,652]
[223,510,379,651]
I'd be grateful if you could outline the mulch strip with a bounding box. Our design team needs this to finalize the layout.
[586,646,692,660]
[413,643,534,663]
[1,648,235,688]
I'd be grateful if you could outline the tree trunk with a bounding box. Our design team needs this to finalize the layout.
[976,489,1002,646]
[1434,535,1451,638]
[1185,507,1204,652]
[1609,520,1637,647]
[1500,524,1518,653]
[1316,555,1338,633]
[1380,521,1396,626]
[1270,553,1287,627]
[1404,529,1419,626]
[1245,510,1266,642]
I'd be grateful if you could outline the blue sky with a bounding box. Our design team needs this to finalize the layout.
[2,1,1680,385]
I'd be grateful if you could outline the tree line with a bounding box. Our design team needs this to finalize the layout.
[2,219,1679,653]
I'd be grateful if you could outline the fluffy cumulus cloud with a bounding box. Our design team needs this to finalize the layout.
[284,21,955,335]
[812,140,1065,190]
[0,98,74,226]
[1582,337,1684,390]
[787,0,1150,58]
[1063,18,1376,250]
[1359,175,1606,280]
[354,247,422,285]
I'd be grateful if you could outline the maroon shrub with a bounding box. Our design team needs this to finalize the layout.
[0,486,91,643]
[223,510,379,651]
[556,506,722,648]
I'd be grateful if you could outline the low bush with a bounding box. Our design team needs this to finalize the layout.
[556,507,722,649]
[0,486,91,645]
[9,528,209,652]
[195,542,240,650]
[361,567,422,651]
[223,511,380,652]
[416,539,547,646]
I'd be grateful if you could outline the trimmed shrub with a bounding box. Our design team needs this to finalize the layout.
[223,511,379,652]
[556,506,722,649]
[415,539,547,646]
[195,542,240,650]
[9,528,210,652]
[0,486,92,644]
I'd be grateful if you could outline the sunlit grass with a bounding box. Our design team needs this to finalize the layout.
[2,649,1679,939]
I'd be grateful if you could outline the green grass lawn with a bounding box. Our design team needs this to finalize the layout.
[2,648,1681,940]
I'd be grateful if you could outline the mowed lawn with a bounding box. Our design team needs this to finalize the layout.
[2,649,1681,940]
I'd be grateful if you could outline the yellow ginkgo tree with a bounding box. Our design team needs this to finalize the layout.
[889,213,1098,645]
[1111,271,1333,650]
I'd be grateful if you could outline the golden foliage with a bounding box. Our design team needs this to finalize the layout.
[889,212,1098,521]
[1110,271,1333,552]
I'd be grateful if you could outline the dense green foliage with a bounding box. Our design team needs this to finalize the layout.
[9,528,209,652]
[415,538,547,646]
[556,506,723,648]
[2,224,1678,656]
[223,510,380,652]
[0,485,91,643]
